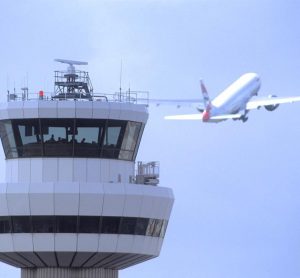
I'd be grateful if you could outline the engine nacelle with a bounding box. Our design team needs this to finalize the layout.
[264,95,280,111]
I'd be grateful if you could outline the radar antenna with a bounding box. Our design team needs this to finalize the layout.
[53,59,93,100]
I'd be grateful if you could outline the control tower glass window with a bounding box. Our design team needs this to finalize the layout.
[0,120,18,158]
[0,119,143,161]
[13,119,42,157]
[41,119,74,156]
[74,119,105,157]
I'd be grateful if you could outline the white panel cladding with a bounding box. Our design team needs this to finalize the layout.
[143,236,157,256]
[102,183,125,216]
[0,234,14,252]
[119,103,140,122]
[100,160,110,182]
[139,185,175,219]
[6,182,30,215]
[7,101,24,118]
[116,235,134,253]
[58,158,73,182]
[57,101,76,118]
[0,100,148,123]
[43,158,58,182]
[98,234,118,253]
[12,234,33,252]
[33,234,55,251]
[77,234,99,252]
[1,182,173,220]
[109,103,121,120]
[55,234,77,251]
[30,158,43,182]
[0,183,8,215]
[92,102,110,119]
[11,159,19,182]
[79,182,104,216]
[73,158,87,182]
[147,186,173,220]
[23,101,39,118]
[75,101,93,118]
[123,184,143,217]
[54,182,79,215]
[86,159,101,182]
[29,182,54,215]
[131,235,145,254]
[0,102,9,120]
[38,101,58,118]
[9,158,134,183]
[5,159,12,182]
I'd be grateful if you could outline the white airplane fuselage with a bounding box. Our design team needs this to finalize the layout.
[204,73,261,122]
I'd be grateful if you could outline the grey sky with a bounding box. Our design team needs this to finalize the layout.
[1,1,300,277]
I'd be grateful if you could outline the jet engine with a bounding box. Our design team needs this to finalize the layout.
[264,95,279,111]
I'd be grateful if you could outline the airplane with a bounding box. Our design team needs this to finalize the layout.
[158,73,300,123]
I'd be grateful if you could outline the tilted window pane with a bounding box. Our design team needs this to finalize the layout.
[41,119,74,156]
[153,219,163,237]
[121,122,141,151]
[0,120,18,158]
[146,219,156,236]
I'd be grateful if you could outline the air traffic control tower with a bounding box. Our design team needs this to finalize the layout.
[0,60,174,278]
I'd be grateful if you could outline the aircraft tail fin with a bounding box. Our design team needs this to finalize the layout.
[200,80,211,109]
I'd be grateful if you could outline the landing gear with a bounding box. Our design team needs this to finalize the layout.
[240,110,249,123]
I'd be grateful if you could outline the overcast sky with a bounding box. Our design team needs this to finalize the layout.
[1,1,300,277]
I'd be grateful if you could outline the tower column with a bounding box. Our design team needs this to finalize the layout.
[21,268,118,278]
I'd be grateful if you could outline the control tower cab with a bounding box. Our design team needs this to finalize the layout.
[0,60,174,278]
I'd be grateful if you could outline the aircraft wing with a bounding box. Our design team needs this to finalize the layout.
[144,98,204,109]
[246,96,300,110]
[165,113,242,121]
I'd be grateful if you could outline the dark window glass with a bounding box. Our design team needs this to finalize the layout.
[135,218,149,235]
[119,217,137,234]
[0,120,18,159]
[146,219,156,237]
[74,119,105,157]
[160,220,168,238]
[119,122,141,160]
[102,120,126,159]
[153,219,163,237]
[101,217,120,234]
[32,216,55,233]
[13,119,42,157]
[12,216,31,233]
[56,216,77,233]
[0,217,11,233]
[41,119,74,156]
[78,216,100,233]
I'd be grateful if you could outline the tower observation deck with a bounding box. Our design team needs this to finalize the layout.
[0,60,174,278]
